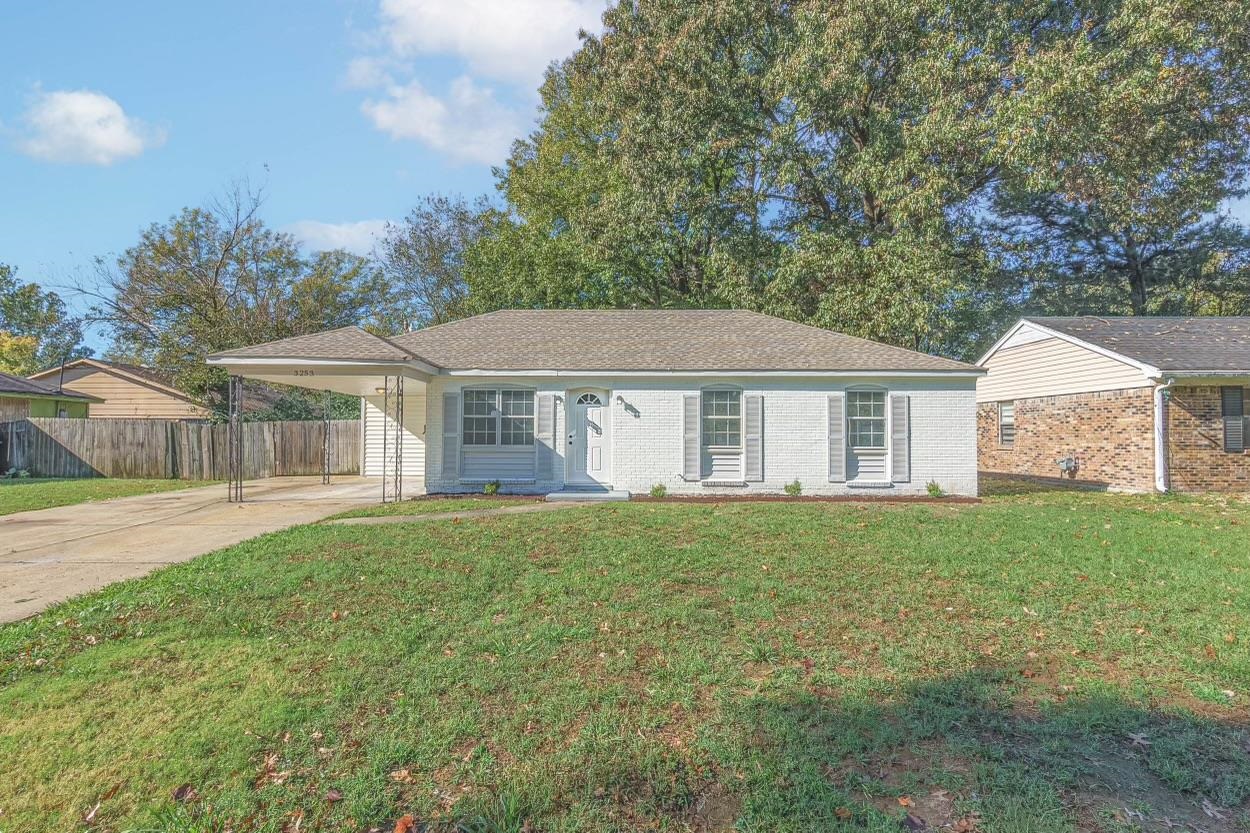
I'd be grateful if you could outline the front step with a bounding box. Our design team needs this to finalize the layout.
[545,489,631,502]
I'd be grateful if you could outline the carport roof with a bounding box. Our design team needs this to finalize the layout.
[209,326,417,363]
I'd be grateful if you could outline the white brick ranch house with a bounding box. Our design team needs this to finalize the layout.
[208,310,983,498]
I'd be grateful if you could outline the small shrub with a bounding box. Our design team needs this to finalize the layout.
[926,480,945,497]
[483,480,501,495]
[784,479,802,496]
[649,483,667,498]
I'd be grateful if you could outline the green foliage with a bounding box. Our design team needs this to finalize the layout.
[649,483,667,498]
[926,481,945,498]
[483,480,501,496]
[376,194,500,328]
[464,0,1250,356]
[87,185,387,407]
[0,263,90,375]
[783,479,802,496]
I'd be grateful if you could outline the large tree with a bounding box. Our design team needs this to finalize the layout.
[476,0,1250,354]
[375,194,498,328]
[0,263,90,375]
[85,186,386,405]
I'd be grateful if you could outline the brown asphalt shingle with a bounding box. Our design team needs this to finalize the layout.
[1028,316,1250,374]
[0,372,99,401]
[390,310,975,372]
[210,326,415,362]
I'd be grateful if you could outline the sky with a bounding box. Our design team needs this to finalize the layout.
[2,1,1249,355]
[0,0,607,351]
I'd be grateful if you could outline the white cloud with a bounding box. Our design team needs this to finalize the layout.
[17,89,164,165]
[285,219,390,254]
[376,0,604,86]
[343,56,396,90]
[361,76,522,164]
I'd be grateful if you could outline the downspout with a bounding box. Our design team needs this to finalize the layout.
[1153,377,1174,493]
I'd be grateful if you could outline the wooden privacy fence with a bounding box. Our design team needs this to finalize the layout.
[1,418,360,480]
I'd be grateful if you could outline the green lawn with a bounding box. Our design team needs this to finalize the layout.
[0,478,216,516]
[1,487,1248,832]
[326,494,543,520]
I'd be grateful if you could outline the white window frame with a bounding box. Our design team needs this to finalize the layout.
[846,388,887,450]
[461,387,536,448]
[998,401,1015,447]
[701,388,743,451]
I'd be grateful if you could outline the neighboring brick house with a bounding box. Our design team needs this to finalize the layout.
[977,317,1250,493]
[208,310,984,498]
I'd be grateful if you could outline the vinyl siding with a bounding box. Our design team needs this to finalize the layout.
[361,395,426,482]
[40,367,210,419]
[977,336,1150,403]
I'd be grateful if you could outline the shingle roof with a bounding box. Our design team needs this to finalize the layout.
[0,372,99,401]
[1027,316,1250,374]
[390,310,976,372]
[209,326,415,362]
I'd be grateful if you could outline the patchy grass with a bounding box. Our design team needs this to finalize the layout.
[326,494,542,520]
[0,478,216,516]
[1,490,1248,832]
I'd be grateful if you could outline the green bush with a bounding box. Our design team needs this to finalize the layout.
[784,479,802,496]
[483,480,501,495]
[649,483,667,498]
[926,480,945,497]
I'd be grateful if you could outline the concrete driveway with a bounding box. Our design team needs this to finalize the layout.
[0,477,379,625]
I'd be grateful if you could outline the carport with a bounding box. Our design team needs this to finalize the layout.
[207,327,435,503]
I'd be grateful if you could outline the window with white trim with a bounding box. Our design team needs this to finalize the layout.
[462,389,535,446]
[702,389,741,448]
[847,390,886,449]
[998,401,1016,447]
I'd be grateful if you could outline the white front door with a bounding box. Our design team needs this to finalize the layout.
[568,391,610,486]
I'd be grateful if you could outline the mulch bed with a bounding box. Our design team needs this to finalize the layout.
[630,494,981,504]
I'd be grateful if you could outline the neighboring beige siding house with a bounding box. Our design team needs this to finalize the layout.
[27,359,210,420]
[978,317,1250,493]
[209,310,985,498]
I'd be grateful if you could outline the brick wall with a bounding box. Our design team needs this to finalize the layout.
[977,387,1156,492]
[1166,386,1250,493]
[421,376,980,497]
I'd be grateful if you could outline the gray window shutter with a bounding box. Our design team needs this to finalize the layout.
[744,394,763,481]
[890,393,910,482]
[827,393,846,482]
[682,394,700,481]
[1223,386,1245,452]
[442,392,460,478]
[535,393,556,479]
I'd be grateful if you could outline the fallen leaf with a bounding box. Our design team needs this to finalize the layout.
[898,796,913,807]
[172,783,198,803]
[325,788,343,803]
[394,813,416,833]
[1126,732,1152,749]
[1204,644,1218,660]
[83,801,101,824]
[835,807,853,820]
[390,769,414,784]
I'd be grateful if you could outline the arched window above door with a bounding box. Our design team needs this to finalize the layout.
[575,393,603,406]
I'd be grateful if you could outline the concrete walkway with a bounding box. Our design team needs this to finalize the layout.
[0,477,378,625]
[326,500,590,526]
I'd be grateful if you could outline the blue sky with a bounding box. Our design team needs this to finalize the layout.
[0,0,605,351]
[2,1,1248,354]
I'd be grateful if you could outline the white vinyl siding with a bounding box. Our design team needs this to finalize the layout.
[361,395,425,481]
[977,334,1150,403]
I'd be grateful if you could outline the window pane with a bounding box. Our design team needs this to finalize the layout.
[999,402,1015,446]
[701,390,742,448]
[847,391,886,448]
[462,389,497,446]
[500,389,534,446]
